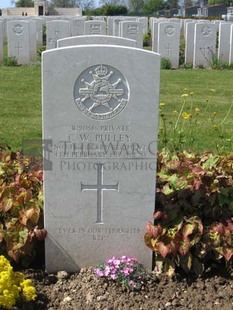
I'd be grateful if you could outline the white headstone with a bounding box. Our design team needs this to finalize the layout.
[193,23,217,68]
[137,17,148,34]
[120,21,143,49]
[46,20,70,49]
[229,24,233,64]
[218,22,232,63]
[34,18,44,46]
[84,20,106,35]
[185,21,196,64]
[29,20,37,62]
[0,21,3,64]
[42,45,160,272]
[107,17,115,36]
[157,22,180,68]
[152,20,159,53]
[70,17,85,36]
[57,35,137,48]
[113,17,137,36]
[113,17,127,37]
[7,20,30,65]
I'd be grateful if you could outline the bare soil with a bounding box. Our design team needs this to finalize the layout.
[11,266,233,310]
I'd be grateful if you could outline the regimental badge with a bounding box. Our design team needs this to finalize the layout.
[74,65,129,120]
[13,24,24,35]
[201,26,212,36]
[164,25,175,36]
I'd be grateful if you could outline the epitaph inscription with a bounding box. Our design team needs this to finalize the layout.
[74,64,129,120]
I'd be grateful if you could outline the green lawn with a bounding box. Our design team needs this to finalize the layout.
[0,65,232,153]
[159,70,233,153]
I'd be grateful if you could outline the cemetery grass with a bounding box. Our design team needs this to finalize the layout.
[0,66,232,153]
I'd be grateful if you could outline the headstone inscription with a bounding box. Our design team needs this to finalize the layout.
[84,20,106,35]
[42,45,160,272]
[57,35,137,48]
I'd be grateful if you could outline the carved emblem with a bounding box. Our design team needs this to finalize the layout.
[201,26,212,36]
[164,25,175,36]
[74,65,129,120]
[90,24,101,34]
[127,24,138,35]
[13,24,23,35]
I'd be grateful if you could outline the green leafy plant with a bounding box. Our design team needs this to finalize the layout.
[145,150,233,276]
[161,57,172,70]
[201,46,233,70]
[93,256,150,291]
[143,32,151,47]
[3,57,18,67]
[0,147,45,266]
[0,255,37,309]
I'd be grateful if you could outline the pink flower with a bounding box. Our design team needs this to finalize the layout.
[104,265,111,276]
[128,280,136,288]
[110,273,117,280]
[121,267,133,276]
[93,268,104,277]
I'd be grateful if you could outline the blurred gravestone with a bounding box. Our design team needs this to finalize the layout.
[46,20,70,49]
[57,35,137,48]
[193,23,217,68]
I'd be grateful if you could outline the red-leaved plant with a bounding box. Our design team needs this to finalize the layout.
[0,146,46,266]
[145,150,233,276]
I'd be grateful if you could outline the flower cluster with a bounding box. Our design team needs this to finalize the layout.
[0,255,37,309]
[93,256,150,291]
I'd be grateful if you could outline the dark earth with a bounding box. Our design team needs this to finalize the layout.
[11,265,233,310]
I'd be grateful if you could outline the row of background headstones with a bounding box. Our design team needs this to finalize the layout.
[0,16,147,64]
[151,18,233,68]
[0,16,233,68]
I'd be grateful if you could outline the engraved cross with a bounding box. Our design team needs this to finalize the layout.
[81,163,119,224]
[166,44,173,57]
[15,42,22,55]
